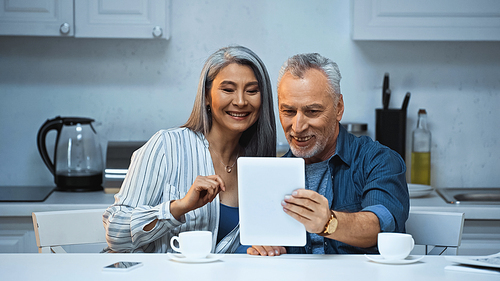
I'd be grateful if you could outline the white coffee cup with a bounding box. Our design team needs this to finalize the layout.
[377,232,415,260]
[170,231,212,259]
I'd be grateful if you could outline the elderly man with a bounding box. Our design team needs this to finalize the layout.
[248,53,409,256]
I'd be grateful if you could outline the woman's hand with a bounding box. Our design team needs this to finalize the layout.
[247,245,287,256]
[170,175,226,220]
[183,175,226,210]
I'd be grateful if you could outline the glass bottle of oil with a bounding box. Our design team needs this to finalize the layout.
[411,109,431,185]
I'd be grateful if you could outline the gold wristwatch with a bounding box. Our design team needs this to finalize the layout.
[322,211,338,235]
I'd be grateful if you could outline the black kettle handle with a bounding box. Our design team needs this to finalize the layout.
[36,116,65,176]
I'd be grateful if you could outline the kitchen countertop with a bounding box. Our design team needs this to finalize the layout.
[410,190,500,220]
[0,190,116,217]
[1,189,499,220]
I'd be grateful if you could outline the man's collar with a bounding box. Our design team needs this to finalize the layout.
[330,124,350,167]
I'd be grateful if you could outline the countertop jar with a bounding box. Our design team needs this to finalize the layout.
[342,122,368,137]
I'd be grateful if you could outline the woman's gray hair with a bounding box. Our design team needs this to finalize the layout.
[277,53,342,100]
[183,45,276,157]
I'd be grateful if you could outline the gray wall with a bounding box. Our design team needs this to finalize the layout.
[1,1,499,188]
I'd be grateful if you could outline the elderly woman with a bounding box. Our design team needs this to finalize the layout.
[103,46,276,254]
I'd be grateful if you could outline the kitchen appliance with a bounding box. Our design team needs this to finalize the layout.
[103,141,145,193]
[342,122,368,137]
[37,116,104,192]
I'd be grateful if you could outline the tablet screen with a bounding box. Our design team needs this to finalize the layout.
[238,157,306,246]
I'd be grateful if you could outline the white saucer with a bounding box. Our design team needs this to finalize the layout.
[167,253,224,263]
[408,184,433,198]
[365,255,424,264]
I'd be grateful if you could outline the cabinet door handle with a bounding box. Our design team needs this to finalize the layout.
[152,26,163,38]
[60,23,71,35]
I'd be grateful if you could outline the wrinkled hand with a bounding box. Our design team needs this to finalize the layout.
[281,189,331,234]
[247,245,287,256]
[178,175,225,213]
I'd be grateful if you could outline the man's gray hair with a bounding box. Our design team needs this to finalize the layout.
[277,53,342,99]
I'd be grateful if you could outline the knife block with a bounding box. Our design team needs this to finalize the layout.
[375,109,407,160]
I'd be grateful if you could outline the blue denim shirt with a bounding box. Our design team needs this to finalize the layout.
[285,125,409,254]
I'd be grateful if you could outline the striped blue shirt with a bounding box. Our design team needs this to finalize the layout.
[102,127,240,253]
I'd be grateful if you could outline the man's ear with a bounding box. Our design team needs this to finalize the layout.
[336,94,344,122]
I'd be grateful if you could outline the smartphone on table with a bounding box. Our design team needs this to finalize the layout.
[102,261,143,272]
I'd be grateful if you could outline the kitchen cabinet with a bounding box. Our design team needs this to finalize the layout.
[0,0,74,37]
[459,219,500,256]
[0,191,114,253]
[0,217,37,253]
[74,0,169,39]
[352,0,500,41]
[0,0,169,39]
[0,217,106,253]
[410,191,500,256]
[410,219,500,256]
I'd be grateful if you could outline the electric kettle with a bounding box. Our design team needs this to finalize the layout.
[37,116,104,191]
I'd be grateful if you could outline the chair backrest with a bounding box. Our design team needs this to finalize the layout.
[406,210,465,255]
[32,209,107,253]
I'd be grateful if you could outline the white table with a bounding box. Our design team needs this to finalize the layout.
[0,253,498,281]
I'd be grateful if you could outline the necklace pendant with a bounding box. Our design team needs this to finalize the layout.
[225,166,232,173]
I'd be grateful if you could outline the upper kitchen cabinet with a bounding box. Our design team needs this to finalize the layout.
[0,0,74,37]
[0,0,170,39]
[352,0,500,41]
[74,0,169,39]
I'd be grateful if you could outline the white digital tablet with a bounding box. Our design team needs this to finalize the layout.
[237,157,306,246]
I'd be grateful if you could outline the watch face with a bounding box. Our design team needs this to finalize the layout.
[327,217,338,234]
[327,225,334,233]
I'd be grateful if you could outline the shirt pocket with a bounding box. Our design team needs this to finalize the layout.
[162,183,182,203]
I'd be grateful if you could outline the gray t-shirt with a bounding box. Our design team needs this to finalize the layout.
[305,159,332,254]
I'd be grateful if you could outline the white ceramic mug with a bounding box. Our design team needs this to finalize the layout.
[377,232,415,260]
[170,231,212,259]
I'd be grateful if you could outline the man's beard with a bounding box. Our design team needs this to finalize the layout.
[288,125,336,160]
[289,140,323,159]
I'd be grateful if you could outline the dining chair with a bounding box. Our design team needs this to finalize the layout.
[406,210,465,255]
[32,209,107,253]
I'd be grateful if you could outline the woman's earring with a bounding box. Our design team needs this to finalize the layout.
[206,105,211,113]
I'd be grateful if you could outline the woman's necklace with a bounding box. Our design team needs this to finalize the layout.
[209,147,239,173]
